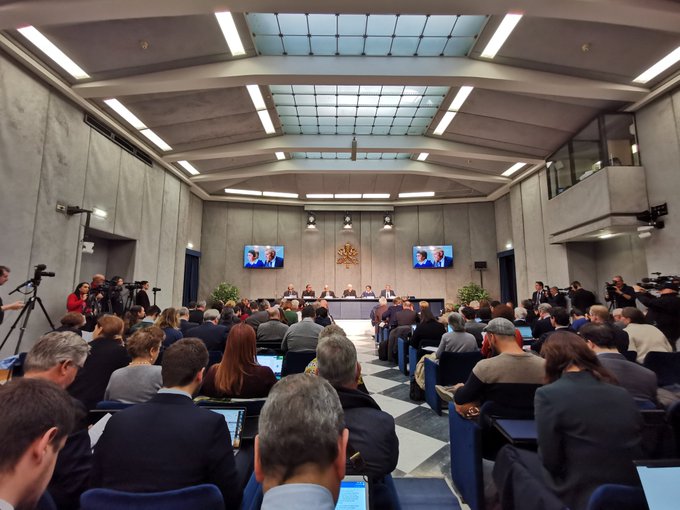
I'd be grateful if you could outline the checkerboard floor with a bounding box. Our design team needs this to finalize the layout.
[337,320,468,507]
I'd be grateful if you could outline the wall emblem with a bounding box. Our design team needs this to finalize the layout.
[337,242,359,268]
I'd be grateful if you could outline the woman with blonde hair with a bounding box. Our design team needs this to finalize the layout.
[155,307,183,346]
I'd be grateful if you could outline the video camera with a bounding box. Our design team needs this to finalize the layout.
[33,264,55,282]
[636,273,680,291]
[124,281,146,291]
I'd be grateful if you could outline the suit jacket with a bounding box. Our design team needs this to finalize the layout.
[380,289,397,299]
[548,293,567,308]
[188,322,229,351]
[571,288,596,313]
[135,290,151,311]
[395,309,418,326]
[535,371,642,510]
[179,319,199,336]
[188,309,204,324]
[281,318,323,352]
[91,392,242,510]
[264,257,283,268]
[342,289,357,297]
[597,352,658,403]
[68,336,130,410]
[320,290,336,298]
[282,290,299,298]
[532,290,549,308]
[432,256,452,268]
[531,317,554,339]
[245,310,269,330]
[381,305,403,328]
[302,290,316,298]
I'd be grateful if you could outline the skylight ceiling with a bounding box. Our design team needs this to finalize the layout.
[271,85,448,135]
[291,152,412,160]
[246,13,486,57]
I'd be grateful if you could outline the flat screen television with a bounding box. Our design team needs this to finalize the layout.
[244,245,285,268]
[412,245,454,268]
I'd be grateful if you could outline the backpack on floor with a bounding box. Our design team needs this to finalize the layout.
[409,379,425,401]
[378,339,389,361]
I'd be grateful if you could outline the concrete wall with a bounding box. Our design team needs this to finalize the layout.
[198,202,501,303]
[0,53,200,355]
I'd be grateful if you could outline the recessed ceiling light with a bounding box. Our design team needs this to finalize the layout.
[633,46,680,84]
[257,110,276,134]
[214,12,246,56]
[225,188,262,196]
[480,13,523,59]
[275,152,286,160]
[501,162,526,177]
[17,26,90,79]
[433,111,457,136]
[306,194,334,199]
[505,242,513,249]
[335,194,362,199]
[92,208,108,218]
[187,242,194,249]
[362,193,390,199]
[263,191,299,198]
[104,99,147,130]
[398,191,435,198]
[598,233,615,239]
[416,153,429,161]
[448,86,474,111]
[246,84,267,110]
[177,160,200,175]
[139,129,172,151]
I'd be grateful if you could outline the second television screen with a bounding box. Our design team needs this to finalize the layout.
[412,245,454,268]
[244,245,284,268]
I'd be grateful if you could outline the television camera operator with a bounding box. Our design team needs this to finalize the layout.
[96,276,125,317]
[604,275,636,309]
[634,276,680,347]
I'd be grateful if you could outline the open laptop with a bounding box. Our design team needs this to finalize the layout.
[257,354,284,380]
[517,326,533,339]
[336,475,370,510]
[635,460,680,509]
[209,408,246,451]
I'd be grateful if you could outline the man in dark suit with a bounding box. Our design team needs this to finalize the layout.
[178,307,199,335]
[342,284,357,297]
[588,305,630,353]
[282,284,298,298]
[547,287,567,308]
[531,303,554,339]
[532,307,572,354]
[188,300,206,324]
[396,301,418,326]
[381,297,403,329]
[91,339,242,510]
[186,309,229,351]
[532,281,549,310]
[431,248,452,268]
[379,285,397,299]
[570,281,596,313]
[320,285,336,298]
[263,248,283,268]
[245,300,270,331]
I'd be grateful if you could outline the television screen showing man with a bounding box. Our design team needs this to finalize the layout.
[243,246,284,269]
[412,246,454,268]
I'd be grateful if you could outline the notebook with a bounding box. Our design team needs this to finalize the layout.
[635,460,680,510]
[257,354,284,379]
[209,408,246,450]
[336,476,370,510]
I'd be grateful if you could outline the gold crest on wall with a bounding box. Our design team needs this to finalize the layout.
[337,242,359,268]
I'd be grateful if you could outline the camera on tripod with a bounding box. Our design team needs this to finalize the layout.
[32,264,55,283]
[636,273,680,291]
[125,281,145,291]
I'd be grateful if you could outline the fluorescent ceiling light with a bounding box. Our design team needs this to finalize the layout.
[398,191,435,198]
[362,193,390,199]
[275,152,286,160]
[433,111,457,136]
[139,129,172,151]
[416,153,429,161]
[225,188,262,196]
[480,13,523,59]
[335,194,362,199]
[263,191,299,198]
[247,84,267,110]
[306,194,333,199]
[633,46,680,84]
[92,208,107,218]
[104,99,146,129]
[501,162,526,177]
[257,110,276,134]
[598,233,615,239]
[632,144,639,154]
[178,160,200,176]
[214,12,246,56]
[17,26,90,79]
[448,86,474,111]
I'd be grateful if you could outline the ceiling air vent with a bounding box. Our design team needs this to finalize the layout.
[84,113,153,167]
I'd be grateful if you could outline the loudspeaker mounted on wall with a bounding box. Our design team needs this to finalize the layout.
[474,261,487,270]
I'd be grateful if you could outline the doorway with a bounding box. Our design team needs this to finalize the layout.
[497,250,517,306]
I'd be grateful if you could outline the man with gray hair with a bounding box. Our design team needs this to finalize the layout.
[178,306,199,335]
[531,303,554,339]
[257,308,289,342]
[23,331,91,510]
[186,309,229,351]
[317,335,398,478]
[255,374,348,509]
[513,306,528,327]
[435,312,478,358]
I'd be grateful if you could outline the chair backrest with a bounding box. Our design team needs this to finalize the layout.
[623,351,638,362]
[643,351,680,386]
[207,350,223,367]
[281,350,316,377]
[585,484,648,510]
[80,484,224,510]
[95,400,133,410]
[668,400,680,458]
[439,351,482,386]
[640,409,673,459]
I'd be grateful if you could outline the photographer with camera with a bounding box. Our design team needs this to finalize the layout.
[0,265,24,324]
[604,275,636,309]
[135,281,151,311]
[634,281,680,347]
[101,276,125,317]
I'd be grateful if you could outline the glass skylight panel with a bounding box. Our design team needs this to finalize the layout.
[247,13,486,57]
[272,84,447,135]
[291,152,411,160]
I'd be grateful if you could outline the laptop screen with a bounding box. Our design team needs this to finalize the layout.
[636,461,680,510]
[257,354,284,379]
[336,476,369,510]
[517,326,533,339]
[209,408,246,449]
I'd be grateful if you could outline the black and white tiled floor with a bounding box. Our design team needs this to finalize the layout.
[338,321,459,493]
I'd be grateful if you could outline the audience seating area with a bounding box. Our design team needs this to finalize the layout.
[424,352,482,414]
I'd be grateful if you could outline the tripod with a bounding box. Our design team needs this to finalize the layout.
[0,283,55,355]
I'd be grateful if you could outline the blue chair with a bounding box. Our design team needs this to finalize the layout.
[397,337,409,375]
[241,472,264,510]
[425,351,482,414]
[281,350,316,377]
[586,484,648,510]
[80,484,224,510]
[643,352,680,386]
[95,401,133,410]
[449,404,484,510]
[408,346,418,381]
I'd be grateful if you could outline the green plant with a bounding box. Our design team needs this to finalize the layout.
[457,282,490,305]
[210,282,240,305]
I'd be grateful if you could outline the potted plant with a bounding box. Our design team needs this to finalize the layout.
[457,282,490,306]
[210,282,240,307]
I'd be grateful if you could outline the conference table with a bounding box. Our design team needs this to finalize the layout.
[308,297,445,320]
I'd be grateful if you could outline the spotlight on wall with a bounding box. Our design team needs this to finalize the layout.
[307,212,317,229]
[383,213,393,230]
[343,213,353,230]
[639,231,652,239]
[82,241,95,254]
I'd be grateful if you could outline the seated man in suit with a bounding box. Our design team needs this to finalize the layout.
[188,300,206,324]
[257,308,289,343]
[255,374,348,510]
[177,306,199,335]
[0,378,75,510]
[379,285,397,299]
[245,299,270,331]
[342,284,357,298]
[531,303,554,339]
[282,284,298,299]
[186,309,229,351]
[91,339,242,510]
[320,285,336,298]
[302,284,315,298]
[587,305,629,353]
[264,248,283,268]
